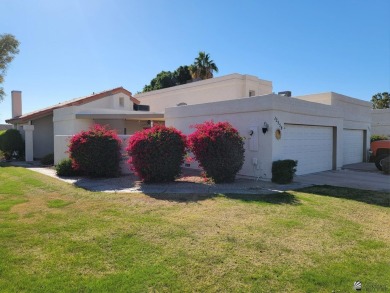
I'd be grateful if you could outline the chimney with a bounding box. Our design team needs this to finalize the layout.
[11,90,22,118]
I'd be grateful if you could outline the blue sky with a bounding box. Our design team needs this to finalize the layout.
[1,0,389,123]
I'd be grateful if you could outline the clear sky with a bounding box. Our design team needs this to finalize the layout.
[1,0,389,123]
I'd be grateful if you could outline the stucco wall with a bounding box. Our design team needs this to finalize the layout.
[166,94,346,179]
[53,92,133,136]
[295,92,372,152]
[32,115,54,159]
[135,74,273,113]
[371,109,390,137]
[93,119,148,135]
[76,92,133,110]
[54,134,132,174]
[54,106,93,136]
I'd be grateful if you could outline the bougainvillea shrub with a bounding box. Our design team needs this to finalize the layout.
[127,125,187,183]
[188,121,245,183]
[69,124,122,177]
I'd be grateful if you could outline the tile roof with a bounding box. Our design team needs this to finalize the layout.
[6,87,137,124]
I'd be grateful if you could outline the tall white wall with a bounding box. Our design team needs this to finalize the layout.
[371,109,390,137]
[32,115,54,158]
[135,74,273,113]
[53,106,93,136]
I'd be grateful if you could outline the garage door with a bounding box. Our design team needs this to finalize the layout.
[343,129,363,165]
[278,124,333,175]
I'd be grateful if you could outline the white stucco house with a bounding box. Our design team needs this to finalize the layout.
[6,73,375,179]
[6,87,164,162]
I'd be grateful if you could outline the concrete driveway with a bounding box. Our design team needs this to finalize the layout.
[295,163,390,192]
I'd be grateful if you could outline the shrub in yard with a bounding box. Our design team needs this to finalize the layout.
[272,160,298,184]
[0,150,5,161]
[55,158,81,177]
[127,125,187,183]
[370,134,389,143]
[40,153,54,165]
[69,124,122,178]
[188,121,245,183]
[0,129,24,160]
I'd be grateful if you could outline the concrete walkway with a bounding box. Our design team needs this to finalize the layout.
[25,166,312,194]
[14,161,389,194]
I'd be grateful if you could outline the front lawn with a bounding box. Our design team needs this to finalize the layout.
[0,165,389,292]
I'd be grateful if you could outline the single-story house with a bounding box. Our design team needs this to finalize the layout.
[6,87,164,162]
[5,73,375,179]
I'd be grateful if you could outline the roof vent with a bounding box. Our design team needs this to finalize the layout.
[278,91,292,97]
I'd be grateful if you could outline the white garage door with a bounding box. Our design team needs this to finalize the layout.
[343,129,363,165]
[279,124,333,175]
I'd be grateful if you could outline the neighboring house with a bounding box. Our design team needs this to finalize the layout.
[0,124,12,131]
[371,109,390,137]
[135,73,273,112]
[5,73,375,179]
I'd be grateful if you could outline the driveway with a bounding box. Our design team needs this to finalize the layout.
[295,163,389,192]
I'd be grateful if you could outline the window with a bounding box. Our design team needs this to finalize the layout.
[249,90,255,97]
[119,97,124,107]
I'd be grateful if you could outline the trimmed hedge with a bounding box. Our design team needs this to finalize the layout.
[55,158,81,177]
[127,125,187,183]
[0,129,24,160]
[188,121,245,183]
[272,160,298,184]
[69,124,122,178]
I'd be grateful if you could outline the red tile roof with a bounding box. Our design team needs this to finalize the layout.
[6,87,137,124]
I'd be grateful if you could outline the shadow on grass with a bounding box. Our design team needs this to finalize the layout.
[297,185,390,208]
[145,192,301,205]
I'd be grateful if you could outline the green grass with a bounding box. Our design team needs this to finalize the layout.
[0,165,390,292]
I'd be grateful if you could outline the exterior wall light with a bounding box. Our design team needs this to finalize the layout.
[262,122,269,134]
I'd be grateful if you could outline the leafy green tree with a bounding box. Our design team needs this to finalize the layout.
[371,92,389,109]
[190,51,218,80]
[142,51,218,92]
[174,65,192,85]
[0,34,20,101]
[143,71,177,92]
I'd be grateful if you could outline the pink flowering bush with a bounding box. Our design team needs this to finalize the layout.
[69,124,122,177]
[127,125,187,183]
[188,121,245,183]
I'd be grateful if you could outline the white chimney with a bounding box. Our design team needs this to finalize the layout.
[11,90,22,118]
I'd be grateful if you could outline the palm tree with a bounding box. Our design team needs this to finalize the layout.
[190,51,219,80]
